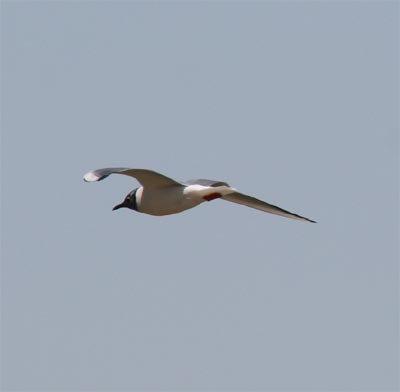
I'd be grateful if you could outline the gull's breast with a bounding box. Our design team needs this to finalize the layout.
[136,186,202,216]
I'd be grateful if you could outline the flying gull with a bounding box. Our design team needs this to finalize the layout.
[83,167,316,222]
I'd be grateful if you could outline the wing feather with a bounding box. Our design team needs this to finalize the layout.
[83,168,182,188]
[222,192,316,223]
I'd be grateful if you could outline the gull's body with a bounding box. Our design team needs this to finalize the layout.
[125,183,234,216]
[83,168,315,222]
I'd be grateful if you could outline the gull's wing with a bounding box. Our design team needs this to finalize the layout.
[83,168,182,188]
[222,192,316,223]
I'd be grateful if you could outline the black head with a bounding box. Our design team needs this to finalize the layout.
[112,189,138,211]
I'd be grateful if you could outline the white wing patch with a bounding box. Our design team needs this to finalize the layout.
[83,171,101,182]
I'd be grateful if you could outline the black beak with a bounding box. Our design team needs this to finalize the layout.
[112,201,126,211]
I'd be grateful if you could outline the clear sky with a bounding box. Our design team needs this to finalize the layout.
[1,1,398,391]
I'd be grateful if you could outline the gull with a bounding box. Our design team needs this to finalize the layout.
[83,168,316,222]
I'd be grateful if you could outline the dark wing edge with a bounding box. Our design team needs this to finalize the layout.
[222,192,316,223]
[83,168,182,187]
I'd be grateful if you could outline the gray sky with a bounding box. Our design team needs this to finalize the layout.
[1,1,398,391]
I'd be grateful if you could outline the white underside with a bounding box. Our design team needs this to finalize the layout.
[136,185,237,216]
[183,184,237,199]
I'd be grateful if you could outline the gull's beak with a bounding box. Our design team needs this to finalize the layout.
[112,201,126,211]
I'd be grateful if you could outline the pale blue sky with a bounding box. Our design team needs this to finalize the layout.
[1,1,398,391]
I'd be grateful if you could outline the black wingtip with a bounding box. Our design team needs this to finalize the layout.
[301,216,317,223]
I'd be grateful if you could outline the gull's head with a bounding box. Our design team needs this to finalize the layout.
[112,189,138,211]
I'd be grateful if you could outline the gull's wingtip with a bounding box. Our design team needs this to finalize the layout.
[295,215,317,223]
[301,216,317,223]
[83,171,100,182]
[286,212,316,223]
